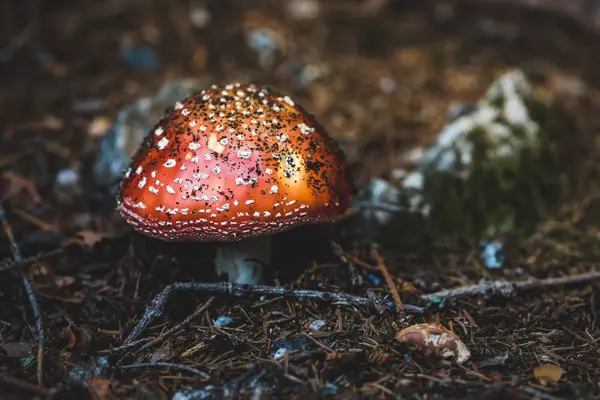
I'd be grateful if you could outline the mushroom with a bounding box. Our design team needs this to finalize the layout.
[116,83,353,284]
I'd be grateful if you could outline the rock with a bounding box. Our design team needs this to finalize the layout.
[93,78,205,191]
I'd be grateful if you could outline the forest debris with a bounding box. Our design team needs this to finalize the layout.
[119,282,423,346]
[371,247,404,313]
[474,351,510,368]
[270,335,319,359]
[120,362,209,378]
[421,271,600,304]
[2,341,33,358]
[62,230,112,248]
[1,171,42,204]
[394,323,471,364]
[87,377,121,400]
[66,356,110,387]
[0,203,45,385]
[30,263,84,304]
[308,319,326,330]
[172,362,293,400]
[533,364,566,385]
[62,326,78,349]
[62,325,94,350]
[214,315,233,327]
[150,342,174,363]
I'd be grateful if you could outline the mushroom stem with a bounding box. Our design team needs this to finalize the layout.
[214,235,272,284]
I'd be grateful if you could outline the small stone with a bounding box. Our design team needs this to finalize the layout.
[214,316,233,327]
[308,319,325,330]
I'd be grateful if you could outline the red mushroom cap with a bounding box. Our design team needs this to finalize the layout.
[117,83,353,242]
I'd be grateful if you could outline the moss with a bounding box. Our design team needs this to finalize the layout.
[377,93,574,251]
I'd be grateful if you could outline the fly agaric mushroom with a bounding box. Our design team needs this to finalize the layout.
[117,83,353,284]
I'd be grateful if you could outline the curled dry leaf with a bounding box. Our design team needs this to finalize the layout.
[395,322,471,364]
[62,230,111,248]
[533,364,565,385]
[31,263,84,304]
[86,377,121,400]
[1,341,33,358]
[62,325,94,350]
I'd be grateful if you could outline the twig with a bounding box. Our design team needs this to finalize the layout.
[521,386,569,400]
[420,270,600,303]
[0,248,63,272]
[371,247,404,313]
[122,282,425,344]
[119,362,209,378]
[0,203,45,385]
[329,240,366,289]
[96,336,152,356]
[137,296,214,350]
[99,297,215,356]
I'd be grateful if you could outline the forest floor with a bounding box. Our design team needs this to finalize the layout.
[1,1,600,399]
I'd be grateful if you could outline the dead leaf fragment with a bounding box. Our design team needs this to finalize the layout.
[86,377,121,400]
[62,230,109,248]
[534,364,565,385]
[31,263,84,303]
[2,341,33,358]
[395,322,471,364]
[62,325,94,349]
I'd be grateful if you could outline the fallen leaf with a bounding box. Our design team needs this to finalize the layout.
[62,325,94,349]
[2,342,33,358]
[62,230,109,248]
[63,326,77,349]
[395,322,471,364]
[86,377,121,400]
[150,341,174,363]
[31,263,84,303]
[533,364,565,385]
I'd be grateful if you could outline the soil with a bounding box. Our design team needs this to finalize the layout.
[1,0,600,399]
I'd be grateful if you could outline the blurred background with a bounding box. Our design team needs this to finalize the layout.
[4,0,600,283]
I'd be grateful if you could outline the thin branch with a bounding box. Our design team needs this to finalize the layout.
[119,362,209,378]
[0,203,45,386]
[372,247,404,312]
[0,248,63,272]
[420,270,600,303]
[99,297,215,356]
[121,282,426,345]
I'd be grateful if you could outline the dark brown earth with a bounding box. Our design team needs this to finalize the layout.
[2,1,600,399]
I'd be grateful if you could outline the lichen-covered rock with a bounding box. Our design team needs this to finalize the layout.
[405,69,540,185]
[362,69,568,240]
